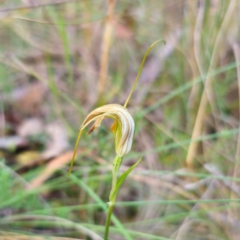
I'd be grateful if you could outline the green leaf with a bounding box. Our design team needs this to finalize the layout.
[110,157,142,202]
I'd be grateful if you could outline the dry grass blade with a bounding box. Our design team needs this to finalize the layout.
[228,41,240,219]
[172,180,216,240]
[2,215,103,240]
[232,43,240,158]
[28,150,82,190]
[188,0,205,110]
[98,0,115,96]
[0,0,78,12]
[186,0,238,168]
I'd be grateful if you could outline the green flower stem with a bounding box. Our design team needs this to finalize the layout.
[104,202,114,240]
[104,156,141,240]
[110,156,122,201]
[105,156,122,240]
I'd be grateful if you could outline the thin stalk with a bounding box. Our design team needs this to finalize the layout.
[124,40,165,108]
[105,156,122,240]
[68,129,83,176]
[104,203,114,240]
[109,156,122,200]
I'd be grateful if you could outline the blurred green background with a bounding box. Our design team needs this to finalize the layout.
[0,0,240,239]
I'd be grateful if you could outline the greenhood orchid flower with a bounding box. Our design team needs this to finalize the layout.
[82,104,135,157]
[68,104,135,175]
[68,40,164,176]
[67,40,165,240]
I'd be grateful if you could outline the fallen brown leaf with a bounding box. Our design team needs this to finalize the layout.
[42,122,69,159]
[28,150,82,190]
[12,82,47,117]
[17,118,43,137]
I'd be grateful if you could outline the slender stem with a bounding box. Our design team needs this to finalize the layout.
[104,202,114,240]
[124,39,165,108]
[109,156,121,200]
[68,129,83,176]
[105,156,121,240]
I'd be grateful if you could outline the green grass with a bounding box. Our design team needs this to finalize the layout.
[1,1,240,240]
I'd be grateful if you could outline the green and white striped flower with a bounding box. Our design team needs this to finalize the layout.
[68,40,164,176]
[82,104,134,157]
[68,104,135,175]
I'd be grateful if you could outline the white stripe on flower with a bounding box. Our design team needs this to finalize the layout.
[81,104,135,157]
